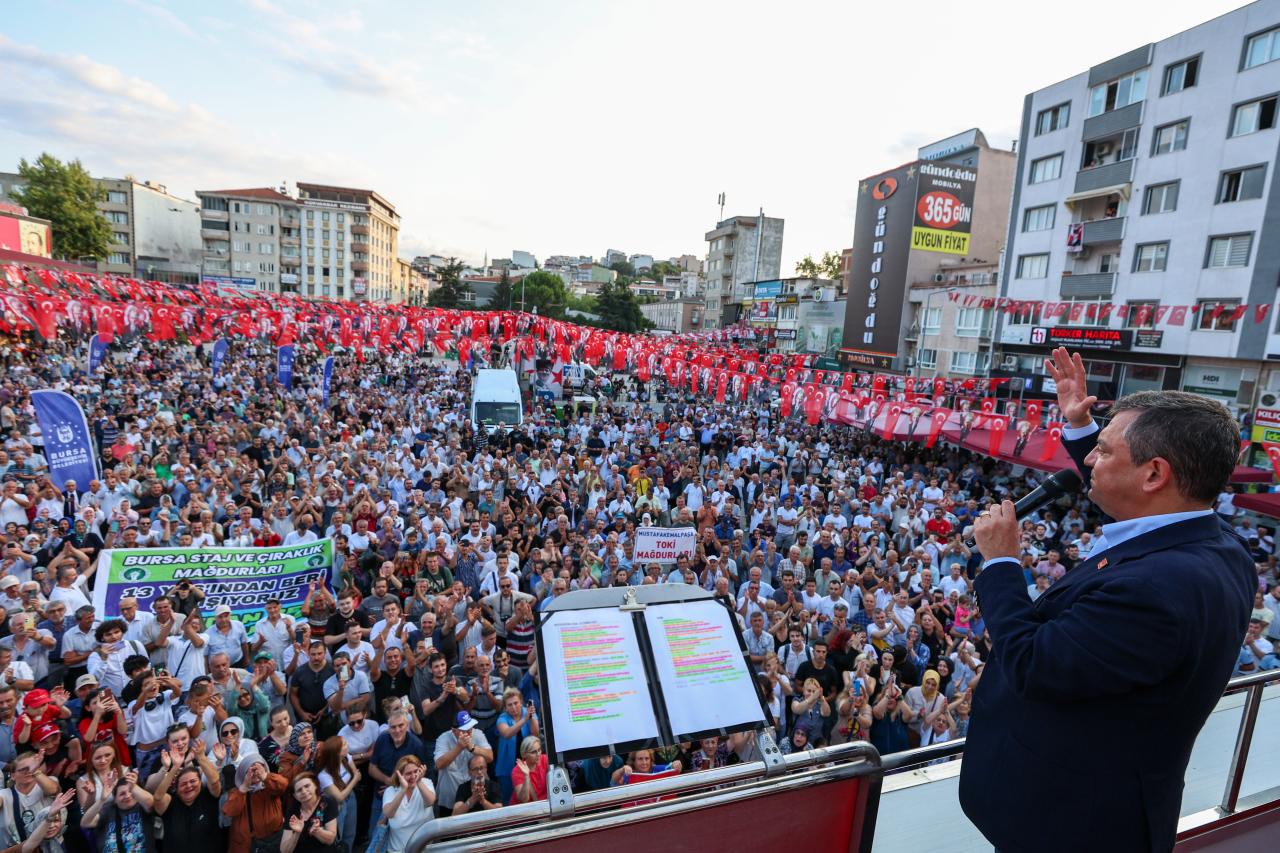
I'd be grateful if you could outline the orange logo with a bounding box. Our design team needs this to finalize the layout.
[872,178,898,200]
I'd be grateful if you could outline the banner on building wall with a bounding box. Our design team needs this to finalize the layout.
[911,163,977,256]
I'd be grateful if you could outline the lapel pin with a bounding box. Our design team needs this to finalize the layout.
[1097,558,1108,569]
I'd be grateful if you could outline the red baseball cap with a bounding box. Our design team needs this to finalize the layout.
[33,723,60,742]
[23,689,50,708]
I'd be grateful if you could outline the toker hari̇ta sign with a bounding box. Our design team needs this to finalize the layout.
[633,528,697,565]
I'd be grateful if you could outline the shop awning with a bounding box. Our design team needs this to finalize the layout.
[1231,492,1280,519]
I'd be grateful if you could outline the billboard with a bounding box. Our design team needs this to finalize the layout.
[911,163,976,255]
[0,212,52,258]
[753,280,783,300]
[843,164,918,368]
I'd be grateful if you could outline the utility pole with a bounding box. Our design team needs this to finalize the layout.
[718,192,725,222]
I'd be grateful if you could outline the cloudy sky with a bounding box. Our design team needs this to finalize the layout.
[0,0,1252,271]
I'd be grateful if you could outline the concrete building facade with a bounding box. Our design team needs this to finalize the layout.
[640,297,705,334]
[995,0,1280,416]
[703,213,785,329]
[196,187,295,293]
[296,183,400,302]
[840,129,1016,370]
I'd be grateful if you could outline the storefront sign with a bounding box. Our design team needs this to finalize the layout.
[1029,326,1132,351]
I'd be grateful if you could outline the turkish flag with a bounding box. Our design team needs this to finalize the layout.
[926,409,950,448]
[1025,401,1042,429]
[841,372,854,392]
[804,385,823,425]
[988,417,1008,456]
[933,377,946,398]
[1040,423,1065,462]
[715,370,729,404]
[882,403,904,440]
[780,382,796,419]
[1264,443,1280,480]
[30,296,59,340]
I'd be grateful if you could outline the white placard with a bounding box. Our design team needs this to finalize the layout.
[643,600,767,738]
[632,527,697,564]
[539,609,660,754]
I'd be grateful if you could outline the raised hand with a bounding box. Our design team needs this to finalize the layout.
[289,814,305,832]
[1044,347,1096,428]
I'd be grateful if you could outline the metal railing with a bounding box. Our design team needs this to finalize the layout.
[407,740,881,853]
[880,667,1280,819]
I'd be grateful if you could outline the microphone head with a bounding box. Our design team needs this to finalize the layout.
[1042,469,1082,497]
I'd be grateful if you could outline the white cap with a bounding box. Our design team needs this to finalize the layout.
[213,604,232,616]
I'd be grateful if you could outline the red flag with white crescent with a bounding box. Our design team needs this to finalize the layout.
[1264,443,1280,479]
[1025,400,1042,429]
[926,409,950,448]
[1040,423,1065,462]
[988,417,1007,456]
[882,403,904,440]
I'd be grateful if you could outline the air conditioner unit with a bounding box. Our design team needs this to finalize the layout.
[933,273,946,283]
[1261,391,1280,408]
[905,358,916,368]
[1002,355,1019,369]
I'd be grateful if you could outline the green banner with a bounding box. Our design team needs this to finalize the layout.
[91,539,333,632]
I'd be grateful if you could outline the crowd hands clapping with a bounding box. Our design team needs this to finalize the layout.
[0,335,1277,852]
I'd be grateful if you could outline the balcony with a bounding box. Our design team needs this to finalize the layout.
[351,241,370,253]
[1081,101,1144,142]
[200,209,228,221]
[281,235,299,247]
[201,229,229,241]
[1081,216,1126,245]
[280,254,300,267]
[1073,159,1133,194]
[351,260,369,272]
[905,324,920,342]
[281,216,299,228]
[351,223,369,236]
[1060,271,1116,298]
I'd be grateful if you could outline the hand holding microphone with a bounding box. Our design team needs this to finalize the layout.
[964,469,1083,552]
[971,500,1022,562]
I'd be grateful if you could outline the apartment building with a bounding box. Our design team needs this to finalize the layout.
[996,1,1280,415]
[703,213,785,329]
[196,187,295,292]
[295,183,400,302]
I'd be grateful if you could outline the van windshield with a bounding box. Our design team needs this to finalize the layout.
[475,402,520,426]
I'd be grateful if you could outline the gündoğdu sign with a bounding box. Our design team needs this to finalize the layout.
[633,527,697,564]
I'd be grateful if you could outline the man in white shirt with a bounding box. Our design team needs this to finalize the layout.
[118,597,154,645]
[251,598,295,663]
[940,565,969,599]
[283,514,319,546]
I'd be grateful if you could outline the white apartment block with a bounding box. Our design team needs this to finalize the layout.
[997,0,1280,414]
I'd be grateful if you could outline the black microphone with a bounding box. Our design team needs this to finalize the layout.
[963,469,1082,548]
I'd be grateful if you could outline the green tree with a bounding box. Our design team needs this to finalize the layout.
[518,270,568,317]
[595,279,651,333]
[644,260,680,281]
[427,257,470,308]
[490,268,514,310]
[608,260,635,278]
[794,251,842,280]
[11,153,111,260]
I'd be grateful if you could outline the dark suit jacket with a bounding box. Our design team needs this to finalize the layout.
[958,429,1255,852]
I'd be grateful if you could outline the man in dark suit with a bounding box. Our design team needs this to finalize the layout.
[959,347,1254,853]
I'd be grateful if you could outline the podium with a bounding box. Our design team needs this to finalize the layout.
[406,586,885,852]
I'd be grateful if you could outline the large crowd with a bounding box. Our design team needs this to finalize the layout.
[0,297,1277,853]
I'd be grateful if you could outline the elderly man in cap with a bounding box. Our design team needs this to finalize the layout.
[433,711,494,816]
[206,604,250,667]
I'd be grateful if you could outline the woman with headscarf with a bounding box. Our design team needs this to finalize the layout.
[277,721,317,781]
[222,754,288,853]
[211,716,260,790]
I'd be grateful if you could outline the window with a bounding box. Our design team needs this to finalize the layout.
[111,231,129,245]
[1196,300,1243,331]
[956,307,991,338]
[1017,254,1049,279]
[106,190,127,204]
[107,252,129,265]
[1133,242,1169,273]
[1217,166,1266,203]
[1036,103,1070,134]
[1152,120,1189,155]
[1099,252,1120,274]
[202,197,228,212]
[1207,234,1253,268]
[1029,154,1063,183]
[1120,364,1165,395]
[949,351,990,375]
[1245,26,1280,69]
[258,204,271,215]
[306,210,314,221]
[260,243,274,254]
[1059,299,1110,327]
[778,304,796,320]
[1231,96,1278,136]
[1162,56,1199,94]
[1125,301,1160,329]
[337,213,345,223]
[1142,181,1179,214]
[1083,127,1139,168]
[916,348,937,370]
[322,212,330,222]
[1022,205,1056,232]
[1088,69,1148,117]
[105,211,128,224]
[921,307,941,334]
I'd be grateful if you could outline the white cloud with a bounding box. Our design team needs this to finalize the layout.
[121,0,200,40]
[0,33,176,112]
